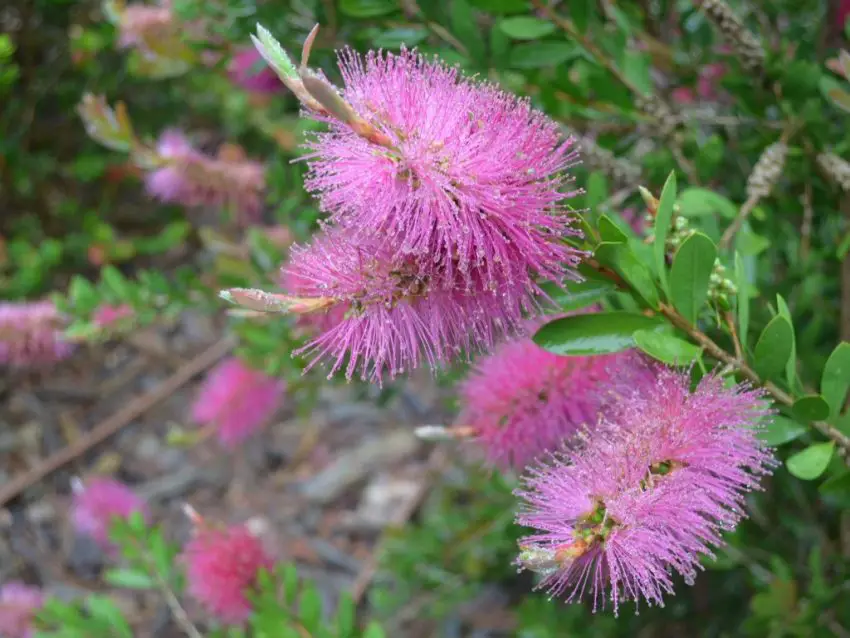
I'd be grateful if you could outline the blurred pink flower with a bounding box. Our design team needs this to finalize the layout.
[181,523,274,624]
[671,87,695,105]
[93,303,134,328]
[71,477,149,550]
[303,48,583,291]
[697,63,727,100]
[145,130,266,223]
[458,336,649,470]
[191,357,284,449]
[0,301,74,368]
[228,47,284,94]
[516,367,774,614]
[0,582,43,638]
[116,2,174,50]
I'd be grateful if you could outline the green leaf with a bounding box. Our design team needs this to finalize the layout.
[827,87,850,113]
[69,275,100,313]
[786,442,835,480]
[362,623,387,638]
[299,584,323,631]
[103,568,155,589]
[498,16,555,39]
[598,214,628,243]
[100,266,129,301]
[735,252,749,350]
[620,51,652,95]
[759,415,807,446]
[468,0,529,12]
[335,594,356,638]
[534,311,667,356]
[822,342,850,418]
[585,171,608,212]
[669,232,717,324]
[85,595,132,638]
[450,0,486,66]
[594,242,659,308]
[753,315,793,380]
[509,42,577,68]
[677,188,738,218]
[776,295,799,391]
[633,330,702,365]
[541,278,615,311]
[793,395,831,422]
[339,0,397,18]
[819,470,850,495]
[654,172,677,297]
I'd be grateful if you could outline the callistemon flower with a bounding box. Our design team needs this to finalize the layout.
[302,48,583,287]
[457,336,649,470]
[181,518,274,624]
[191,357,285,449]
[71,477,149,550]
[0,582,43,638]
[145,130,265,223]
[516,367,774,614]
[280,228,535,383]
[228,47,284,94]
[116,2,174,50]
[93,303,134,328]
[0,301,74,367]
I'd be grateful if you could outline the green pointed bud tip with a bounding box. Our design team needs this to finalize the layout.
[253,24,298,80]
[219,289,236,304]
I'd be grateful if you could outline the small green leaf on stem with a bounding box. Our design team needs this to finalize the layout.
[534,311,666,356]
[792,395,831,423]
[753,315,793,379]
[758,415,807,446]
[633,329,702,365]
[669,232,716,325]
[653,171,677,296]
[786,442,835,480]
[822,342,850,418]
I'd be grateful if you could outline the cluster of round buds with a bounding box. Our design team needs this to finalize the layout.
[746,141,788,201]
[634,94,680,138]
[572,132,641,188]
[817,152,850,192]
[698,0,766,75]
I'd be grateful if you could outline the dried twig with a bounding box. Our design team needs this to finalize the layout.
[0,337,235,507]
[349,447,449,604]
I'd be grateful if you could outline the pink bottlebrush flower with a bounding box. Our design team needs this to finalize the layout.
[71,477,149,550]
[516,367,774,614]
[670,86,696,105]
[191,357,284,448]
[697,63,726,100]
[619,207,648,236]
[228,47,284,94]
[93,303,134,328]
[458,337,649,470]
[181,522,274,624]
[0,301,74,368]
[302,48,583,288]
[116,3,174,50]
[145,130,266,223]
[0,582,43,638]
[281,228,538,383]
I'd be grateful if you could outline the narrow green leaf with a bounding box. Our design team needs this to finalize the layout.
[598,214,628,243]
[335,594,356,638]
[509,41,576,68]
[585,171,608,212]
[669,232,717,324]
[103,568,155,590]
[594,242,659,308]
[677,188,737,218]
[450,0,486,65]
[101,265,129,301]
[339,0,396,18]
[498,16,555,39]
[758,415,807,446]
[654,171,677,297]
[282,564,299,607]
[299,584,323,631]
[753,315,793,379]
[363,622,387,638]
[819,470,850,494]
[786,442,835,480]
[776,295,799,391]
[735,252,749,351]
[633,330,702,365]
[792,395,831,422]
[540,278,615,311]
[534,312,667,356]
[827,87,850,113]
[822,342,850,418]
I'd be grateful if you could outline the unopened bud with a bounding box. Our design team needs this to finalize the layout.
[746,141,787,201]
[817,152,850,192]
[220,288,335,314]
[251,24,325,112]
[414,424,476,441]
[699,0,765,75]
